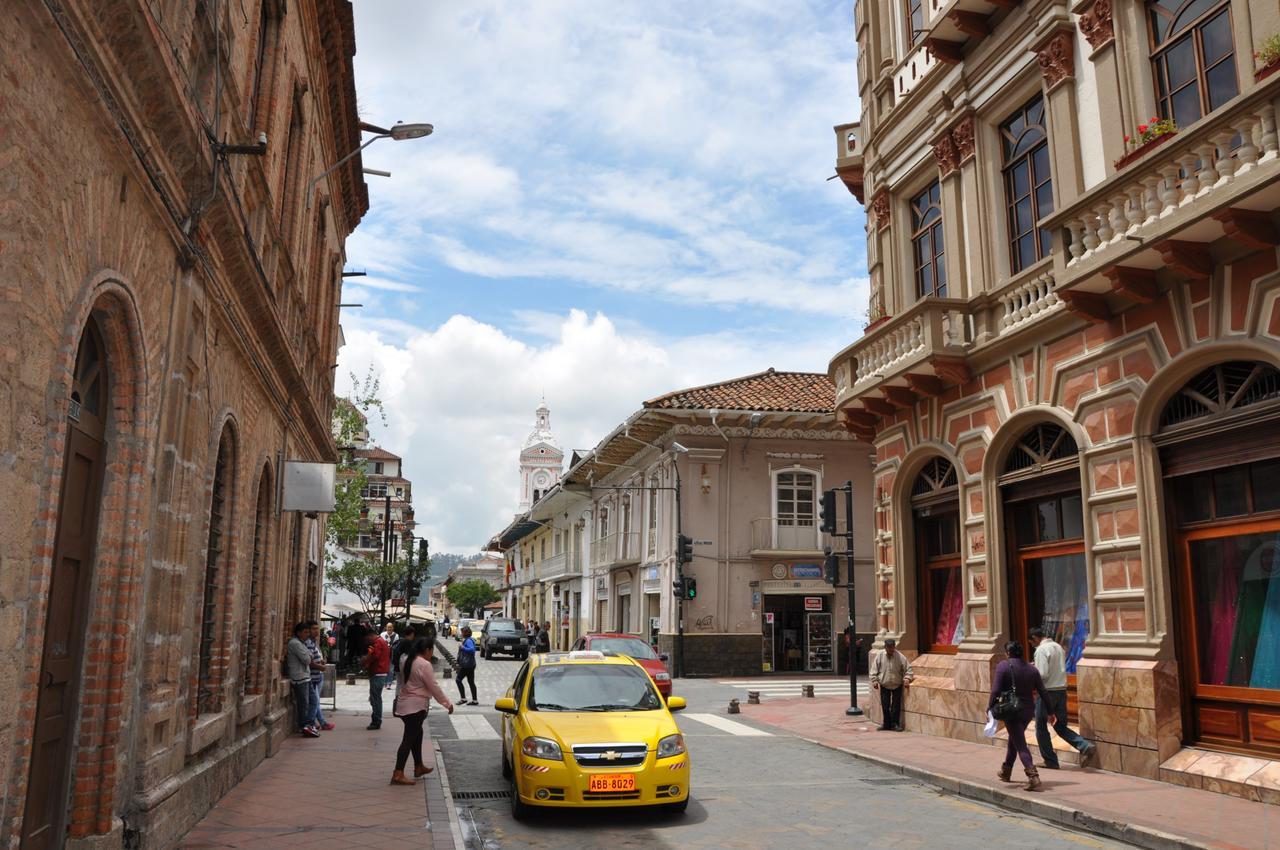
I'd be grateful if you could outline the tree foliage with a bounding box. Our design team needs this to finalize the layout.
[324,554,404,618]
[328,369,387,547]
[445,579,500,617]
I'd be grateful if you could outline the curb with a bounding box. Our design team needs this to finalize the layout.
[433,738,467,850]
[790,733,1214,850]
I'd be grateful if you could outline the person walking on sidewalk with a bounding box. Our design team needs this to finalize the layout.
[286,623,320,738]
[1030,627,1097,769]
[363,632,392,729]
[391,638,454,786]
[455,626,479,705]
[989,640,1055,791]
[869,638,913,731]
[382,621,400,690]
[537,621,552,653]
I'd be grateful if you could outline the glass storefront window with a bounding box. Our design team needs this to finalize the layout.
[1023,553,1090,674]
[1189,531,1280,689]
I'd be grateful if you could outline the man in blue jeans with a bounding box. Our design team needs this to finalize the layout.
[286,622,320,738]
[1030,627,1097,768]
[363,631,391,729]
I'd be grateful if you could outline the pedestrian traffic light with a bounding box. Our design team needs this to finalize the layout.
[672,576,686,598]
[824,550,840,585]
[677,533,694,565]
[820,489,838,534]
[685,577,697,600]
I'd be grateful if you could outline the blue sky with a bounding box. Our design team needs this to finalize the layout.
[336,0,867,553]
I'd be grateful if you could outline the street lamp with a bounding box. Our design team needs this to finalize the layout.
[670,442,689,679]
[305,120,434,208]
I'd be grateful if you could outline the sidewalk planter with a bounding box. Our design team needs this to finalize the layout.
[1114,130,1176,170]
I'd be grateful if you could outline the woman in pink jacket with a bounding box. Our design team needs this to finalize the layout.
[391,638,454,785]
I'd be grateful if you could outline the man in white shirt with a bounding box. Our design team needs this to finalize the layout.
[1030,627,1097,768]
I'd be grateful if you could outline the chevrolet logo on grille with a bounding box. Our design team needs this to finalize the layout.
[602,751,621,761]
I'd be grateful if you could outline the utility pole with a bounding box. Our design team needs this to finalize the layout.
[380,492,392,627]
[842,480,862,716]
[674,462,685,680]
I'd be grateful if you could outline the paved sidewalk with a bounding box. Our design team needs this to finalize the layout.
[741,695,1280,850]
[179,708,460,850]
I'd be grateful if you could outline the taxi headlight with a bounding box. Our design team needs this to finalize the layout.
[653,672,671,682]
[521,736,563,761]
[657,733,685,759]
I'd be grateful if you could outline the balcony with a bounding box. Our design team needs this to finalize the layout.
[539,551,581,580]
[919,0,1020,66]
[833,122,864,202]
[589,531,641,570]
[749,518,823,557]
[1052,88,1280,307]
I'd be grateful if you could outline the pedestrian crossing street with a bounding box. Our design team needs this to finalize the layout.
[427,709,772,740]
[715,677,871,701]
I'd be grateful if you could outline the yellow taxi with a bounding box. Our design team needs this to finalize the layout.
[495,650,690,819]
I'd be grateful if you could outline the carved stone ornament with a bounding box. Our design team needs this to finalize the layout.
[871,190,890,230]
[1077,0,1114,52]
[932,134,960,178]
[1035,28,1076,90]
[950,115,975,164]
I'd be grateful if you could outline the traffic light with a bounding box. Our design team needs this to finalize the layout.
[672,576,686,598]
[685,577,697,600]
[406,579,422,600]
[820,489,838,534]
[418,538,429,568]
[823,550,840,585]
[677,533,694,565]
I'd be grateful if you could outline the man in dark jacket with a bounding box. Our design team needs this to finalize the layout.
[536,621,552,653]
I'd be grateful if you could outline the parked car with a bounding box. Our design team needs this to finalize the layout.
[481,618,529,659]
[571,633,672,697]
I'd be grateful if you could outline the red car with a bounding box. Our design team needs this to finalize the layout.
[571,633,672,697]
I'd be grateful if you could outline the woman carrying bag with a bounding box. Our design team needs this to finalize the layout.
[455,626,479,705]
[987,640,1054,791]
[391,638,453,786]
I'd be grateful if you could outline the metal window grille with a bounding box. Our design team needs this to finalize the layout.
[1003,423,1078,475]
[911,457,957,498]
[1159,361,1280,430]
[199,432,233,714]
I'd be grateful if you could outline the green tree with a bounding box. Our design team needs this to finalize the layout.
[329,369,386,547]
[324,554,405,618]
[446,579,500,617]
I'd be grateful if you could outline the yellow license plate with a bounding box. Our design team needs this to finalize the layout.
[588,774,636,792]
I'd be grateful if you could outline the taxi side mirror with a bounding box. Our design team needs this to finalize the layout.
[666,696,687,712]
[495,697,518,715]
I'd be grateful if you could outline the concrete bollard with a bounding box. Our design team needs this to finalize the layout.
[727,698,740,714]
[802,684,815,698]
[747,691,760,705]
[346,674,356,685]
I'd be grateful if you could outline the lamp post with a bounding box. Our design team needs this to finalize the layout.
[671,442,689,680]
[305,120,433,209]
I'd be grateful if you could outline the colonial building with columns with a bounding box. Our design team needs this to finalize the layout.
[832,0,1280,798]
[1,1,367,846]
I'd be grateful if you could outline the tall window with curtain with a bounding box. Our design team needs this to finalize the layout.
[910,181,946,299]
[1147,0,1237,129]
[912,458,963,652]
[1000,95,1053,273]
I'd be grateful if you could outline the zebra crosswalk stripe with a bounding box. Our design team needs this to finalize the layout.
[451,714,500,740]
[681,713,772,737]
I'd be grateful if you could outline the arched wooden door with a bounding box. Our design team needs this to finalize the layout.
[23,320,109,849]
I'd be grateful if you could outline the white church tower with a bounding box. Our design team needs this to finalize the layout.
[517,398,563,511]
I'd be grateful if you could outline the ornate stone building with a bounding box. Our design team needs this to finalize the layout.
[831,0,1280,798]
[517,399,564,512]
[1,0,367,846]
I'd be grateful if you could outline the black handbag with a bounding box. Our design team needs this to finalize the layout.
[992,687,1021,721]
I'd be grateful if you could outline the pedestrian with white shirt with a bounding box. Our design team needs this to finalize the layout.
[1029,627,1097,769]
[869,638,914,731]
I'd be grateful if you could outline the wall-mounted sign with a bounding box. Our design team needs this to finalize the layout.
[282,461,337,512]
[771,563,788,579]
[804,597,823,611]
[765,612,775,624]
[694,539,713,546]
[790,563,822,579]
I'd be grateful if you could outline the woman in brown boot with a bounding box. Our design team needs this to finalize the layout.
[988,641,1054,791]
[391,638,454,785]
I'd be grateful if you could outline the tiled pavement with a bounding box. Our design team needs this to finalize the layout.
[179,708,461,850]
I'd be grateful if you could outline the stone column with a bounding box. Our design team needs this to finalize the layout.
[1076,0,1128,171]
[932,127,966,299]
[1034,23,1085,205]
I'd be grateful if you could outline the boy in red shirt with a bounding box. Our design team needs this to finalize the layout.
[363,633,392,729]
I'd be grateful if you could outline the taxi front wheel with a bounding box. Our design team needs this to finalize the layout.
[510,769,533,821]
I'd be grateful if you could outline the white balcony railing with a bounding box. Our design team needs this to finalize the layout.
[540,551,574,578]
[749,518,823,553]
[590,531,641,569]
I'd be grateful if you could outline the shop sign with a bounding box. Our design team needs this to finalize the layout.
[761,579,834,595]
[791,563,822,579]
[803,596,823,611]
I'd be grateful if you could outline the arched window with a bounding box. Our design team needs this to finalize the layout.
[198,425,236,715]
[247,0,281,129]
[912,458,962,652]
[1001,95,1052,273]
[911,181,946,299]
[242,464,272,695]
[1147,0,1237,129]
[1000,422,1087,689]
[1159,361,1280,755]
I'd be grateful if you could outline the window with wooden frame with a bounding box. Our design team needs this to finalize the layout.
[1000,95,1053,274]
[905,0,925,47]
[242,465,271,695]
[279,88,307,242]
[1158,361,1280,756]
[912,458,963,653]
[247,0,280,129]
[1147,0,1237,130]
[910,181,946,299]
[198,426,236,715]
[1000,423,1088,697]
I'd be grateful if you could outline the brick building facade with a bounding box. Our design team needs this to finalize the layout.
[831,0,1280,800]
[1,1,367,846]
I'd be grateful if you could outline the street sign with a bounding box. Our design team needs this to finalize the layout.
[803,596,823,611]
[765,612,774,623]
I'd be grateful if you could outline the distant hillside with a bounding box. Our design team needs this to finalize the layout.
[417,552,483,600]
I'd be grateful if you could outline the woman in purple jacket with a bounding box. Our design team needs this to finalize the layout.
[988,641,1055,791]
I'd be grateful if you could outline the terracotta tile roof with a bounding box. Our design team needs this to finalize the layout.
[643,368,835,413]
[356,446,401,461]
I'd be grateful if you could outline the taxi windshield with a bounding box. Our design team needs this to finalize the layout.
[528,665,662,712]
[591,637,657,660]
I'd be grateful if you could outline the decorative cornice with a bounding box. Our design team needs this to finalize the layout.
[671,424,856,442]
[932,133,959,178]
[1034,27,1076,91]
[951,115,975,164]
[1076,0,1114,53]
[870,189,891,230]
